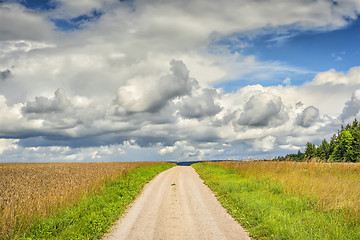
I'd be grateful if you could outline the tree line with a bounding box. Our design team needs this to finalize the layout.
[276,119,360,162]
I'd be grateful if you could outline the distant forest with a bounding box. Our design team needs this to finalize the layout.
[277,119,360,163]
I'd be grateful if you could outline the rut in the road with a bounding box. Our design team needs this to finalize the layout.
[104,166,250,240]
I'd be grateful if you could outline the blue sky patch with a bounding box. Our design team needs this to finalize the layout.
[213,16,360,88]
[17,0,58,11]
[244,19,360,73]
[52,9,103,31]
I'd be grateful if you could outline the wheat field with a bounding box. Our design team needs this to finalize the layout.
[0,162,158,239]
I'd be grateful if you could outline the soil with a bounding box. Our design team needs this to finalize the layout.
[104,166,250,240]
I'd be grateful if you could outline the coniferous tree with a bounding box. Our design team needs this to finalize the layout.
[305,142,317,159]
[331,130,354,162]
[317,139,330,160]
[280,118,360,162]
[350,119,360,161]
[297,150,305,161]
[329,134,337,160]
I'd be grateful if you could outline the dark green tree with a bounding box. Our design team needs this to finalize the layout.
[328,134,337,159]
[349,119,360,161]
[297,150,305,161]
[331,130,354,162]
[317,139,330,160]
[305,142,317,159]
[279,118,360,162]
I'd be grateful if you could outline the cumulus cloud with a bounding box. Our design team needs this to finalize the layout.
[18,89,109,139]
[0,0,360,162]
[0,143,128,163]
[0,95,22,127]
[252,136,276,152]
[0,95,46,140]
[115,60,197,113]
[341,90,360,121]
[311,67,360,86]
[0,138,19,155]
[22,88,71,114]
[237,92,288,127]
[178,88,222,119]
[296,106,320,128]
[158,144,178,156]
[158,140,228,160]
[293,67,360,116]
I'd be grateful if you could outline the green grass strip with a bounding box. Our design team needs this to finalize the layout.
[17,164,173,240]
[192,163,360,240]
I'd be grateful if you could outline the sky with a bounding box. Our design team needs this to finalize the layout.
[0,0,360,162]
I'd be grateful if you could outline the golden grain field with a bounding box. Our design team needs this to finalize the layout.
[0,162,158,239]
[212,161,360,215]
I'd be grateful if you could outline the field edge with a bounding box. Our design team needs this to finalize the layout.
[15,163,174,240]
[192,162,360,240]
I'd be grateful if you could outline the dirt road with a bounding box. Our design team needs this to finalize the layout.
[104,166,250,240]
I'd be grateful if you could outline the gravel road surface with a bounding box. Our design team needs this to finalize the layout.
[104,166,250,240]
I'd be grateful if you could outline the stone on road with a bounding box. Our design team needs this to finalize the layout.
[104,166,250,240]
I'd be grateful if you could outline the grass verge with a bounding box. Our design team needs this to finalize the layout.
[1,162,159,238]
[192,163,360,240]
[15,163,173,240]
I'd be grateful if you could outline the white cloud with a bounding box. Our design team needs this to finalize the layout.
[22,88,71,114]
[0,95,26,131]
[279,144,301,151]
[252,136,276,152]
[0,138,19,155]
[237,92,288,127]
[311,67,360,86]
[0,144,128,163]
[0,3,53,41]
[115,60,197,113]
[282,77,291,86]
[341,90,360,121]
[296,106,320,128]
[0,40,55,58]
[178,88,222,119]
[158,145,177,156]
[0,0,360,162]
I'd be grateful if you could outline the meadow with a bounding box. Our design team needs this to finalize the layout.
[0,162,173,239]
[193,161,360,239]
